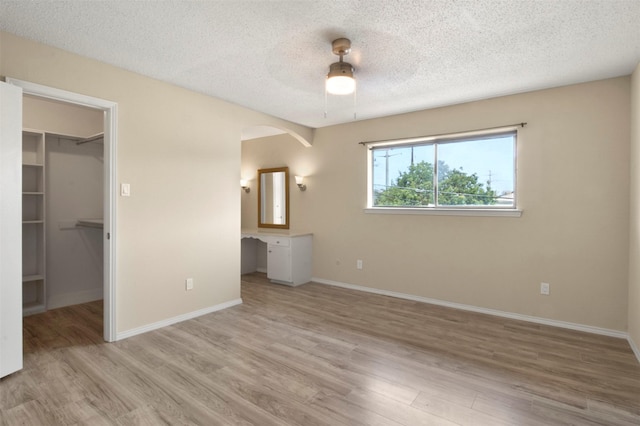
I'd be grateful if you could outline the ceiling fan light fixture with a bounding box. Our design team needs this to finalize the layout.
[325,38,356,96]
[326,61,355,95]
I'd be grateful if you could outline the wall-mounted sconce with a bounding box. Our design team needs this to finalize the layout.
[295,175,307,191]
[240,179,250,193]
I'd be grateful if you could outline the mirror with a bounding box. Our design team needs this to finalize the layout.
[258,166,289,229]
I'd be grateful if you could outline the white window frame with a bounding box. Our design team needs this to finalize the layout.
[364,126,522,217]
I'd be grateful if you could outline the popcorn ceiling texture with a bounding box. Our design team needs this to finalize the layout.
[1,0,639,129]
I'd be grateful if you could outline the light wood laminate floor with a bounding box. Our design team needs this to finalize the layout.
[1,273,639,425]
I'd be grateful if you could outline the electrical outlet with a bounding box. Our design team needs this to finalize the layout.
[540,282,550,295]
[186,278,194,291]
[357,259,363,270]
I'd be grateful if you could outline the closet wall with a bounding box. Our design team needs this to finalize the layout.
[23,96,104,310]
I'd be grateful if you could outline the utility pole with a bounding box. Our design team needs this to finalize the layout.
[381,149,401,188]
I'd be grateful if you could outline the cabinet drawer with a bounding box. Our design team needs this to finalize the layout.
[267,237,290,247]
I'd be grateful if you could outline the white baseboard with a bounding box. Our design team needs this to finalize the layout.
[312,277,629,340]
[116,298,243,341]
[256,267,267,274]
[47,288,103,310]
[629,335,640,364]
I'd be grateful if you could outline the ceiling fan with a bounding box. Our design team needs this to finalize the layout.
[326,38,355,95]
[324,37,357,119]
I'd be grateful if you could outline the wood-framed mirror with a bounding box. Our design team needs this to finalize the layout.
[258,166,290,229]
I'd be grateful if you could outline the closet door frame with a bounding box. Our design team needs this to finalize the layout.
[6,78,117,342]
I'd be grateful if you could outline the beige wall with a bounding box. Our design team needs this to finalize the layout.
[1,31,312,334]
[630,63,640,351]
[23,95,103,136]
[243,77,631,331]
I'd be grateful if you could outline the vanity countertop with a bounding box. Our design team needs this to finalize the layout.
[241,229,313,238]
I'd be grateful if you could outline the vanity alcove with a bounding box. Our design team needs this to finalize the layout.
[241,167,312,286]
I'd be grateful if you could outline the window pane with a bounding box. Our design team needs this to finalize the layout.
[436,135,514,206]
[372,144,435,206]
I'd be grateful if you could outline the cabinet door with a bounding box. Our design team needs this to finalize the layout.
[267,244,291,282]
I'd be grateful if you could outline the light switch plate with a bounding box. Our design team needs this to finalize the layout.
[121,183,131,197]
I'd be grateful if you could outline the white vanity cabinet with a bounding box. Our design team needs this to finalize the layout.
[266,239,292,282]
[241,231,312,286]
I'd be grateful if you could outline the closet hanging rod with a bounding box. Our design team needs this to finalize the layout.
[44,131,103,143]
[76,219,104,229]
[76,132,104,145]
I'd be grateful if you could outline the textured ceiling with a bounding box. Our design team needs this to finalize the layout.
[1,0,640,132]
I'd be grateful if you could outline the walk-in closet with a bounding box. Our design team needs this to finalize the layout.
[21,95,104,316]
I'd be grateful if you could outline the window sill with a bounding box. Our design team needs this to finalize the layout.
[363,207,522,217]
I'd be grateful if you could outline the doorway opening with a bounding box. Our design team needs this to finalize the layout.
[8,78,117,342]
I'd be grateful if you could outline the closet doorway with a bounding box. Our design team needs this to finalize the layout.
[8,78,117,343]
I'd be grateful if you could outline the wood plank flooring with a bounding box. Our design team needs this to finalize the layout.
[1,272,639,425]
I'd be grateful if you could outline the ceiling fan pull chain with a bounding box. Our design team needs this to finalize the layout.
[324,86,328,119]
[353,84,357,120]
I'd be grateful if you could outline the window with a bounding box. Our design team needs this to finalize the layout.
[367,129,518,214]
